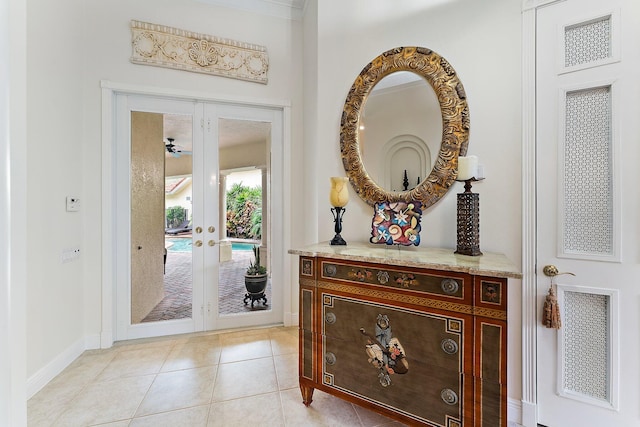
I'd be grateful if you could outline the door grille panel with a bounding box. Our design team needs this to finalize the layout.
[561,290,609,401]
[563,86,613,257]
[565,16,611,68]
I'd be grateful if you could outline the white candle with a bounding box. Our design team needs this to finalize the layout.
[457,155,478,181]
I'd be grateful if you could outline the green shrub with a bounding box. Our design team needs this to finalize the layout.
[166,206,187,228]
[246,245,267,275]
[226,182,262,239]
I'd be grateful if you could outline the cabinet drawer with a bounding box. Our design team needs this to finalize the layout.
[321,293,470,375]
[318,258,471,304]
[322,332,470,426]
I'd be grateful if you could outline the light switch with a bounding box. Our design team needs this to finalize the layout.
[66,196,80,212]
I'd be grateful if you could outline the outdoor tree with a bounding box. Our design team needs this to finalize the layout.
[165,205,187,228]
[226,182,262,239]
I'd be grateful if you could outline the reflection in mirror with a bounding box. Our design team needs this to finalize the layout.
[359,71,442,192]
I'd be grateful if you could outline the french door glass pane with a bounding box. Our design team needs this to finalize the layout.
[131,111,194,324]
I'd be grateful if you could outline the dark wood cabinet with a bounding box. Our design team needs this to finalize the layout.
[290,243,520,427]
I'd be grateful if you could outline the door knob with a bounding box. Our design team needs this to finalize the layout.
[195,226,203,234]
[194,240,203,247]
[208,226,215,233]
[208,240,215,247]
[542,265,575,277]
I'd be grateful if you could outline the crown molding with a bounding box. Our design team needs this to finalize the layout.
[193,0,308,20]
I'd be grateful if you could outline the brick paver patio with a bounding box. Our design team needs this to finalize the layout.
[141,247,271,323]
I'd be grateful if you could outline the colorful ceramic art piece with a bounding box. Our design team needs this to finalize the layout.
[370,201,422,246]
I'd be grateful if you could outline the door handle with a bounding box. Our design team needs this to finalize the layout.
[195,226,203,234]
[208,226,215,233]
[542,265,575,277]
[194,240,203,247]
[208,240,216,247]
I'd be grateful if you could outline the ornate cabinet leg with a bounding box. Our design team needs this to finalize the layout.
[300,384,314,406]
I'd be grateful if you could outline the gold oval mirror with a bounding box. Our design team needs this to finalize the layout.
[340,46,470,208]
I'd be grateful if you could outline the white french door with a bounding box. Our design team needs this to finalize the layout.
[207,103,283,331]
[114,94,284,340]
[115,95,205,340]
[535,1,640,425]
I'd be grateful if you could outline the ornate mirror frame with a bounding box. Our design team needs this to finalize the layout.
[340,46,470,208]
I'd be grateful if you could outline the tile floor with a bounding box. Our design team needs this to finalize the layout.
[27,326,405,427]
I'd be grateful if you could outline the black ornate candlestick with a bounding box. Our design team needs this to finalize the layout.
[455,178,483,256]
[402,170,409,191]
[330,207,347,245]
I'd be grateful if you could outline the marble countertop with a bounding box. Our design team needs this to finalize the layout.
[289,241,522,279]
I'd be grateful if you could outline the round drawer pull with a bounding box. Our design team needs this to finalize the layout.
[441,278,459,294]
[440,388,459,405]
[441,338,459,355]
[324,264,337,277]
[325,312,336,324]
[325,352,337,365]
[377,270,390,284]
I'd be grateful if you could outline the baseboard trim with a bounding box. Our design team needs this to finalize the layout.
[289,312,298,327]
[100,328,114,349]
[26,336,85,399]
[84,333,101,350]
[508,397,523,425]
[520,400,537,427]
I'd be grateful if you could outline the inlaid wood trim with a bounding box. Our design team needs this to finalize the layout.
[473,307,507,320]
[318,280,471,316]
[316,280,507,320]
[300,277,316,288]
[319,259,467,300]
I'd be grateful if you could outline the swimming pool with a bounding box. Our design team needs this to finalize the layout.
[231,242,256,251]
[166,238,192,252]
[165,238,255,252]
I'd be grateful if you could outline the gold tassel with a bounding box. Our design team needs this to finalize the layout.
[542,285,561,329]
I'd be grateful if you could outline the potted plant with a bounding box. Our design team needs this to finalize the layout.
[244,245,268,306]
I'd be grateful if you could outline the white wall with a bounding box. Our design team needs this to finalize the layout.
[26,0,86,380]
[310,0,523,400]
[4,0,28,423]
[24,0,303,394]
[300,0,318,246]
[165,181,193,218]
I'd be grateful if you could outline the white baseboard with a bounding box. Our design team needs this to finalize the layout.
[520,400,537,427]
[286,312,298,327]
[100,328,114,349]
[508,397,523,425]
[26,336,85,399]
[84,333,101,350]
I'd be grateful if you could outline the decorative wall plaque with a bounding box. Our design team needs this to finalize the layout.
[130,20,269,84]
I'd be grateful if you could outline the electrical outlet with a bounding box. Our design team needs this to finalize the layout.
[66,196,80,212]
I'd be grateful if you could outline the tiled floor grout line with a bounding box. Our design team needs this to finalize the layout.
[127,354,168,423]
[32,327,400,427]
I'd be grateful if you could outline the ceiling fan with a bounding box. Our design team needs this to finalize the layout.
[165,138,192,157]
